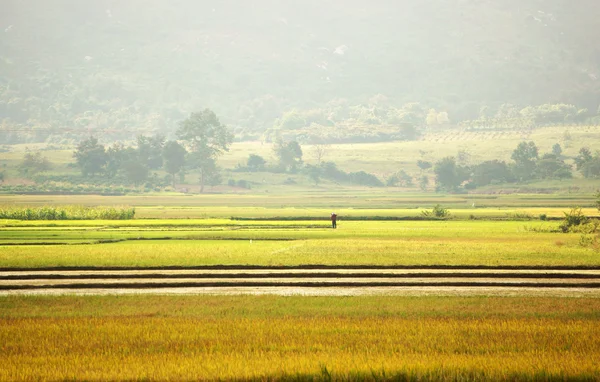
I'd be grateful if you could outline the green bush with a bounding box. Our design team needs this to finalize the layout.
[0,205,135,220]
[422,204,450,218]
[559,207,590,233]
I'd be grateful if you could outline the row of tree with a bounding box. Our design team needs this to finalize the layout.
[73,109,232,191]
[432,142,598,192]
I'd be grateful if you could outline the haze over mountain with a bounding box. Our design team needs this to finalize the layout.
[2,0,600,140]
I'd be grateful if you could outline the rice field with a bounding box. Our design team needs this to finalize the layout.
[1,219,599,268]
[1,295,599,381]
[2,202,600,380]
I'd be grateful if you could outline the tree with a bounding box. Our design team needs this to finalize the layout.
[137,135,165,170]
[73,137,107,177]
[348,171,383,187]
[304,164,322,185]
[552,143,562,156]
[176,110,233,192]
[472,160,512,187]
[575,147,593,171]
[511,141,538,182]
[419,175,429,191]
[456,149,471,166]
[247,154,266,172]
[105,143,137,178]
[274,140,303,172]
[121,160,149,185]
[417,160,432,172]
[0,172,5,183]
[397,124,419,141]
[312,144,330,164]
[396,170,413,187]
[535,154,572,179]
[162,141,187,187]
[18,151,51,176]
[576,149,600,179]
[434,157,470,192]
[426,109,438,126]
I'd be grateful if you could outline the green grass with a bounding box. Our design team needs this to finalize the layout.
[1,220,598,267]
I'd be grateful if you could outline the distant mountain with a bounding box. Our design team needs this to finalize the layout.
[1,0,600,141]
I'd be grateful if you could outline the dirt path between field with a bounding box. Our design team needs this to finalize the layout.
[2,267,600,296]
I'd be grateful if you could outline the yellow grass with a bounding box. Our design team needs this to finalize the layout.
[1,316,598,380]
[1,296,600,380]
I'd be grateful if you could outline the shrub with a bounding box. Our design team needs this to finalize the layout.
[422,204,450,218]
[559,207,590,233]
[236,179,251,189]
[0,205,136,220]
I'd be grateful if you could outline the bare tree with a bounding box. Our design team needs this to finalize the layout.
[313,144,331,165]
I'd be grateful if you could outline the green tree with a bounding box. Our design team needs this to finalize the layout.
[535,154,572,179]
[176,110,233,192]
[274,140,303,172]
[73,137,107,177]
[417,160,432,172]
[552,143,562,156]
[304,164,322,185]
[579,155,600,179]
[472,160,512,187]
[247,154,266,172]
[419,175,429,191]
[105,143,137,179]
[575,147,593,171]
[18,151,51,176]
[434,157,470,192]
[162,141,187,187]
[121,160,149,185]
[137,135,165,170]
[511,141,538,182]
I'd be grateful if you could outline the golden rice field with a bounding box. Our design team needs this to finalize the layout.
[1,295,599,381]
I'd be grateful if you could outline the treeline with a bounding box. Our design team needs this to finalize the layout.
[432,142,599,192]
[234,141,384,187]
[257,102,600,144]
[4,108,600,194]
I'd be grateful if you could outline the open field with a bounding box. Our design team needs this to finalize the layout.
[1,295,599,380]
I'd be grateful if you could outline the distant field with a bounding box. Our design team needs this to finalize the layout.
[1,295,599,380]
[220,125,600,177]
[0,192,598,212]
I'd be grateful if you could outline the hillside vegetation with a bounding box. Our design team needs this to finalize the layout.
[2,0,600,143]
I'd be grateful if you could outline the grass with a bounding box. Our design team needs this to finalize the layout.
[1,220,599,267]
[1,295,599,380]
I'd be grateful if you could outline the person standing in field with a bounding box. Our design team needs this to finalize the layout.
[331,212,337,229]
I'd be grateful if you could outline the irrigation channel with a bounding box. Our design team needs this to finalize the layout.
[2,266,600,296]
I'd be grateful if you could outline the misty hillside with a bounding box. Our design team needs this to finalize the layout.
[2,0,600,140]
